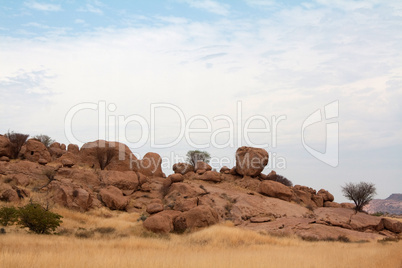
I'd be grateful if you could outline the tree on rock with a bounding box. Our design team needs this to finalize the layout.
[186,150,211,167]
[96,145,116,170]
[33,134,55,148]
[341,182,376,212]
[4,131,29,159]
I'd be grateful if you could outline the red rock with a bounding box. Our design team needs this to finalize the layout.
[99,186,129,210]
[0,135,12,158]
[143,210,182,234]
[341,203,355,209]
[219,166,230,174]
[199,171,222,183]
[173,163,194,175]
[266,170,277,180]
[38,158,48,165]
[250,216,273,223]
[168,173,184,183]
[0,183,20,202]
[62,159,74,168]
[380,218,402,233]
[324,201,341,208]
[146,202,164,214]
[235,146,269,177]
[259,180,292,202]
[49,142,66,159]
[80,140,137,171]
[194,161,212,172]
[132,152,164,177]
[50,181,93,211]
[67,144,80,154]
[0,156,10,162]
[317,189,334,202]
[100,170,139,191]
[23,139,51,163]
[312,195,324,207]
[173,205,219,231]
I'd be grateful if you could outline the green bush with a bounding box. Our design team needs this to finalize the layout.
[0,206,19,226]
[17,203,63,234]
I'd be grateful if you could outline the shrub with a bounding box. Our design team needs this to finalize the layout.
[186,150,211,167]
[4,131,29,159]
[275,174,293,187]
[17,203,63,234]
[341,182,376,212]
[32,134,55,148]
[0,206,19,226]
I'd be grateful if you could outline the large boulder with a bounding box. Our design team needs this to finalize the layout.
[48,142,66,159]
[100,170,139,191]
[198,171,222,183]
[143,210,182,234]
[194,161,212,173]
[168,173,184,183]
[0,183,20,202]
[173,205,219,232]
[132,152,164,177]
[377,218,402,233]
[173,163,194,175]
[259,180,292,201]
[67,144,80,154]
[50,181,94,211]
[0,135,12,158]
[79,140,137,171]
[22,139,51,163]
[317,189,334,202]
[235,146,269,177]
[99,186,129,210]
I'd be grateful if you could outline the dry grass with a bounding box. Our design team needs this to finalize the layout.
[0,206,401,268]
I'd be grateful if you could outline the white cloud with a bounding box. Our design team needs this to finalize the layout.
[182,0,230,16]
[24,1,61,11]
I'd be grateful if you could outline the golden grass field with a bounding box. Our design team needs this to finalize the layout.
[0,206,401,268]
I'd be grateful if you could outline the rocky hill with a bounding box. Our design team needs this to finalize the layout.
[365,194,402,215]
[0,135,401,240]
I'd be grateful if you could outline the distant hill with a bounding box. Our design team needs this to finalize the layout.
[365,194,402,215]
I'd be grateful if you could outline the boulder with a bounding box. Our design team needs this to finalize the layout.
[293,189,315,207]
[38,158,48,165]
[199,171,222,183]
[341,203,355,209]
[312,195,324,207]
[143,210,182,234]
[324,201,341,208]
[235,146,269,177]
[132,152,164,177]
[80,140,136,171]
[0,156,10,162]
[48,142,66,159]
[168,173,184,183]
[173,205,219,232]
[0,183,20,202]
[194,161,212,172]
[378,218,402,233]
[265,170,277,180]
[67,144,80,154]
[146,201,164,214]
[50,182,93,211]
[173,163,194,175]
[0,135,12,158]
[99,186,129,210]
[317,189,334,202]
[100,170,139,191]
[22,139,51,163]
[62,159,75,168]
[219,166,230,174]
[259,180,292,202]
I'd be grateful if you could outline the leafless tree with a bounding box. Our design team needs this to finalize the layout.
[5,131,29,159]
[96,146,116,170]
[342,182,376,212]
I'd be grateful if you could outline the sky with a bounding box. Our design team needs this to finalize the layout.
[0,0,401,202]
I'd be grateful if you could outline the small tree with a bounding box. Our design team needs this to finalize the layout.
[4,131,29,159]
[0,206,19,226]
[186,150,211,167]
[341,182,376,212]
[17,203,63,234]
[96,145,116,170]
[33,134,55,148]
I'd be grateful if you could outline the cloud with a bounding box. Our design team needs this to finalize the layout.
[24,1,61,11]
[182,0,230,16]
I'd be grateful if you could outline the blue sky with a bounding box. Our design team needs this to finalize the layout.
[0,0,401,202]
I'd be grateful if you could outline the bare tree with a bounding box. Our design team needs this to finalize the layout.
[186,150,211,167]
[96,146,116,170]
[33,134,55,148]
[5,131,29,159]
[341,182,376,212]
